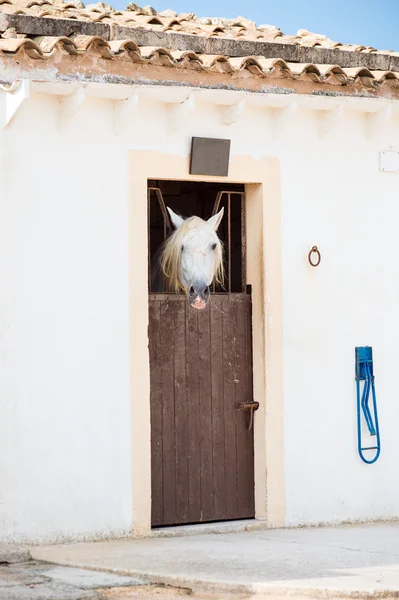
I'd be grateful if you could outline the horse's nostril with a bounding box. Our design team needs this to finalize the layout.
[189,286,195,295]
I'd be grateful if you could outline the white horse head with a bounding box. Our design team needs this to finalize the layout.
[160,207,224,310]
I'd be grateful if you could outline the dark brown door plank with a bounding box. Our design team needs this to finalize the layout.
[235,296,255,518]
[174,300,189,523]
[210,297,226,520]
[198,306,214,521]
[150,299,164,526]
[222,296,238,520]
[160,299,177,525]
[186,307,202,524]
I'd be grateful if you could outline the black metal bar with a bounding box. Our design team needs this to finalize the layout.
[228,192,231,294]
[212,191,223,217]
[148,187,172,241]
[212,191,223,294]
[211,190,246,295]
[240,192,246,293]
[147,187,151,292]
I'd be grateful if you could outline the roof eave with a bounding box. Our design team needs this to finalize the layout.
[1,13,399,73]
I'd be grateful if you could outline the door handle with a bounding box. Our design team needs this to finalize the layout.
[236,401,259,431]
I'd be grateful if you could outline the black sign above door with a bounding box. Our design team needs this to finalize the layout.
[190,137,231,177]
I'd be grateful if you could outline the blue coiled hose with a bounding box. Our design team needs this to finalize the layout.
[355,346,381,464]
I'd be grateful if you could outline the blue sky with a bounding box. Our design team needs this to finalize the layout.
[114,0,399,52]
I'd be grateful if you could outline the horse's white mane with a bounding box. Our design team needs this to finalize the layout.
[160,215,224,293]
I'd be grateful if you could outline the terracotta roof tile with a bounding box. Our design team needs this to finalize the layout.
[0,31,398,90]
[108,37,140,57]
[0,35,42,56]
[170,48,203,69]
[0,1,398,97]
[0,0,393,54]
[199,53,233,73]
[140,44,176,65]
[34,33,78,52]
[72,32,112,56]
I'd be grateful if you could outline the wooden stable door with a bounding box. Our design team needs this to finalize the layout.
[149,293,255,527]
[148,183,255,527]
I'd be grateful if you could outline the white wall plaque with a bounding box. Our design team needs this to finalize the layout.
[380,150,399,172]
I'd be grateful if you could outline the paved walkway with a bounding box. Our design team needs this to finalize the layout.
[30,522,399,598]
[0,553,146,600]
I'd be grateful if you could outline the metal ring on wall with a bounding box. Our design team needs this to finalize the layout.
[308,246,321,267]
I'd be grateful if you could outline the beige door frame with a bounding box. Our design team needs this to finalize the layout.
[128,150,285,536]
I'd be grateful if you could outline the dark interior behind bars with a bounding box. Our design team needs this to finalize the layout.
[148,180,246,294]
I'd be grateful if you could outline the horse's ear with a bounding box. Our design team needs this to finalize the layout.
[167,207,184,229]
[207,207,224,231]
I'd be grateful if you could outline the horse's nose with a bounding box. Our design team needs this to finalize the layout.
[188,283,210,309]
[189,283,209,298]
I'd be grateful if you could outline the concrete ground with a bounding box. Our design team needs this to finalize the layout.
[0,551,239,600]
[0,550,151,600]
[29,521,399,599]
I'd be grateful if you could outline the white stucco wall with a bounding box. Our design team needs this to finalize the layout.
[0,82,399,541]
[0,93,133,543]
[281,114,399,526]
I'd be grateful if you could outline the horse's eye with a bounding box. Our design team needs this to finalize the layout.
[211,243,217,251]
[181,245,184,252]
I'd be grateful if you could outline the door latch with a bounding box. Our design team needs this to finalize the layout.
[236,401,259,431]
